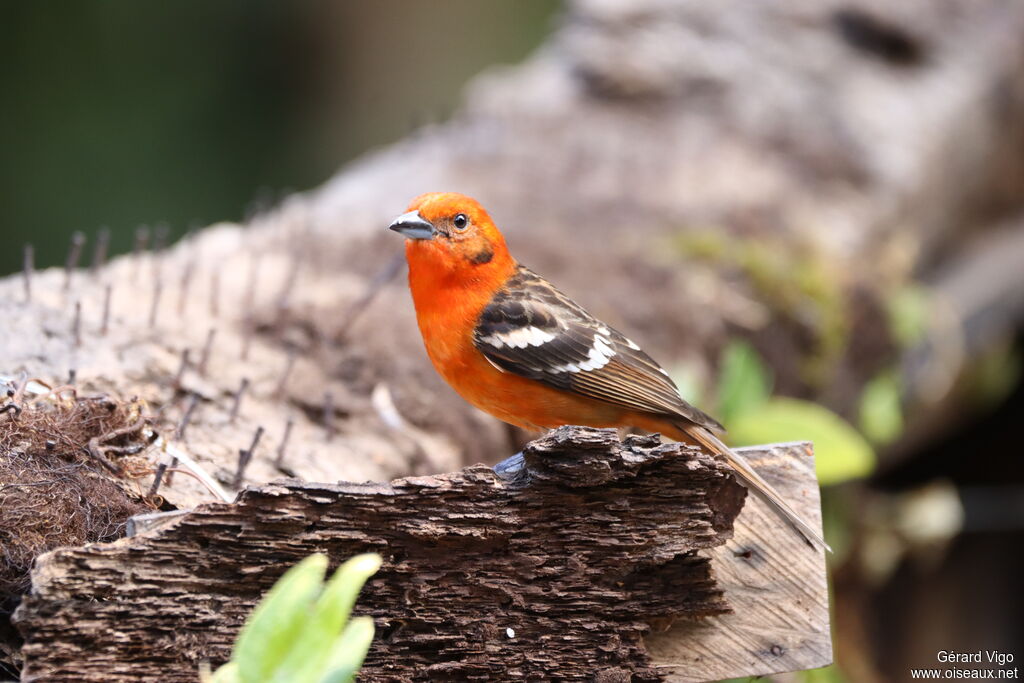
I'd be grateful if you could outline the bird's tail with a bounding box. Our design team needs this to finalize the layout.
[679,423,832,553]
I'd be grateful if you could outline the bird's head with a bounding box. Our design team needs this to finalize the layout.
[388,193,513,278]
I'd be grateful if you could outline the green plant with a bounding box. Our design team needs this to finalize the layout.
[716,340,771,422]
[713,340,876,485]
[858,371,903,445]
[203,552,382,683]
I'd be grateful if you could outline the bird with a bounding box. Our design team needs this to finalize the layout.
[389,192,829,552]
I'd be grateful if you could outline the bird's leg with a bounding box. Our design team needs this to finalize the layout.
[494,425,552,480]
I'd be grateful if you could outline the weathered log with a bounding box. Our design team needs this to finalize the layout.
[13,429,829,682]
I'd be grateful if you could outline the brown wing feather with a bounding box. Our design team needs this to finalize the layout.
[474,266,725,433]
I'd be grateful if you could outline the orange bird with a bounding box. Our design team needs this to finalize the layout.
[390,192,828,551]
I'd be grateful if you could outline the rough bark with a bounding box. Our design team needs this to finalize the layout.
[13,429,829,682]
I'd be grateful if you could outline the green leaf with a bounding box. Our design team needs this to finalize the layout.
[727,398,876,485]
[667,362,705,407]
[274,553,382,683]
[716,340,772,423]
[858,372,903,444]
[320,617,376,683]
[234,554,328,683]
[203,661,240,683]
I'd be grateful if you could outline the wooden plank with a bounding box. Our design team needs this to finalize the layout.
[646,441,832,680]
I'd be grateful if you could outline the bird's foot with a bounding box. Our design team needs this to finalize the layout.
[493,451,526,481]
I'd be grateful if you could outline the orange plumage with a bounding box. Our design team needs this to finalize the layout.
[390,192,828,551]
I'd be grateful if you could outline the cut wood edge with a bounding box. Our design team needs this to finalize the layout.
[646,441,833,681]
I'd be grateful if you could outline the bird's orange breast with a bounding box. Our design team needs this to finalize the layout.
[406,252,626,432]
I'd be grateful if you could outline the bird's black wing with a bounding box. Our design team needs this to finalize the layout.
[473,266,724,433]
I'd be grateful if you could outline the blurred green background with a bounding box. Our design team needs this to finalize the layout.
[0,1,558,275]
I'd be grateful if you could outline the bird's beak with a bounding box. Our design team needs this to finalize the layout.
[388,210,436,241]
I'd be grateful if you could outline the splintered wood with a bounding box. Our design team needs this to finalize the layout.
[12,428,830,682]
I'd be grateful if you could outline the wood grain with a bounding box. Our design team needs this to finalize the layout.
[647,441,831,681]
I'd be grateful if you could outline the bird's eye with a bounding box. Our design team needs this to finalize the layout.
[453,213,469,231]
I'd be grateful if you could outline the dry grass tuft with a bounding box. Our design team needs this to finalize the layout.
[0,380,157,674]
